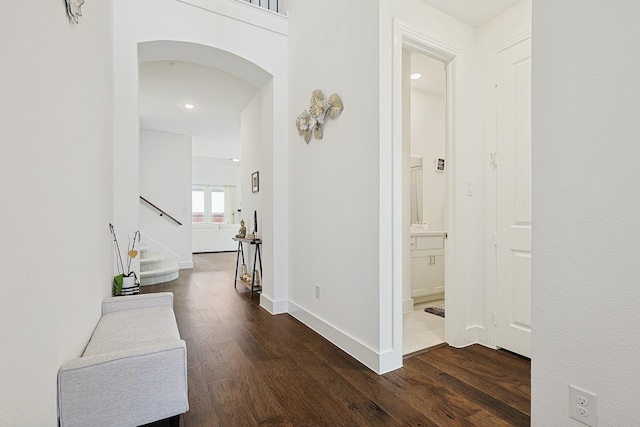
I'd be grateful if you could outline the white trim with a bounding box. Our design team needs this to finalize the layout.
[402,298,414,313]
[494,29,532,54]
[259,293,288,315]
[288,301,383,373]
[392,18,465,352]
[179,261,194,269]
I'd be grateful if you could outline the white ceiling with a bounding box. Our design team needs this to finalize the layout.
[420,0,523,27]
[409,51,446,97]
[138,60,259,160]
[137,40,271,160]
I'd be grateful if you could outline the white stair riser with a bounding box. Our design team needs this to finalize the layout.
[139,244,150,260]
[140,260,165,272]
[140,270,179,286]
[140,260,180,286]
[140,253,165,272]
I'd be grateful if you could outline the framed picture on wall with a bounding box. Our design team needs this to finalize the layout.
[251,171,259,193]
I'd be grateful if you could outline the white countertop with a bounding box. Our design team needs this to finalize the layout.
[410,230,446,237]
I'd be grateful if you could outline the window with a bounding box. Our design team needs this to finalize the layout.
[192,184,234,223]
[210,188,225,223]
[192,188,205,223]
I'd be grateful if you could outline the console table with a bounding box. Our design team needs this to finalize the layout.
[232,237,263,298]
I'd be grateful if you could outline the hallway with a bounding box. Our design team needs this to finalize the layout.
[143,252,530,426]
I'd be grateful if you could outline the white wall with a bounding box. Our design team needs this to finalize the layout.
[532,1,640,425]
[192,157,241,189]
[288,0,383,371]
[239,88,264,273]
[113,0,289,312]
[139,130,192,268]
[240,90,263,237]
[0,2,114,424]
[192,156,242,223]
[410,89,446,230]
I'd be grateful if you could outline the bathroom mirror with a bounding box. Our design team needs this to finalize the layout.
[410,154,423,224]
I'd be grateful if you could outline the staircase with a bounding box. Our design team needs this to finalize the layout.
[139,244,180,286]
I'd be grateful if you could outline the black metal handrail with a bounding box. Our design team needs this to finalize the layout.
[140,196,182,226]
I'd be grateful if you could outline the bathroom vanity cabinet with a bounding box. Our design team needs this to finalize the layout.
[410,232,445,301]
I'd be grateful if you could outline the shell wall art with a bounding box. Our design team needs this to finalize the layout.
[66,0,85,23]
[296,90,344,143]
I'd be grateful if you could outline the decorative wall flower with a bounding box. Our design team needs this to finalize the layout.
[296,89,344,144]
[296,110,312,143]
[66,0,85,24]
[310,90,325,118]
[327,93,344,119]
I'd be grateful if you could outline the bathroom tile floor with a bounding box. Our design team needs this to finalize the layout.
[403,299,445,355]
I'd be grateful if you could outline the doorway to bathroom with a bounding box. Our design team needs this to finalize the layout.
[402,48,449,355]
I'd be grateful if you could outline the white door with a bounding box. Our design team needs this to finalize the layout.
[495,37,532,358]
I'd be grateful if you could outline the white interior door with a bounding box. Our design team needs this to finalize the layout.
[495,37,532,358]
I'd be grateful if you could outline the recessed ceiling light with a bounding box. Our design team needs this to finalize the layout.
[232,158,240,163]
[410,72,423,80]
[183,103,195,110]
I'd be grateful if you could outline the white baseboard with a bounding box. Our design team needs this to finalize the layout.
[288,300,383,373]
[179,261,193,269]
[464,324,486,346]
[402,298,414,313]
[260,294,288,314]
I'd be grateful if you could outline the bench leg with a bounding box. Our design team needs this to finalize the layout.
[169,414,180,427]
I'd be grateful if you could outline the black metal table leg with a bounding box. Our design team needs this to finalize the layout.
[234,240,245,288]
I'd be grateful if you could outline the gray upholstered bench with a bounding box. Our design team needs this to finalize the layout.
[57,292,188,427]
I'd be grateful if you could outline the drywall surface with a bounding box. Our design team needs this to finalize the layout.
[0,1,114,424]
[411,89,446,230]
[139,130,192,266]
[288,0,383,371]
[532,1,640,425]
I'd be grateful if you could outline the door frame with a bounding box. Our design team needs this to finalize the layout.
[392,19,465,350]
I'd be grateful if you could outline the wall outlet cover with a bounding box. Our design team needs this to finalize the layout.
[569,385,597,427]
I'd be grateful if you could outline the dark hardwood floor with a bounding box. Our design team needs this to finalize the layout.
[143,252,530,426]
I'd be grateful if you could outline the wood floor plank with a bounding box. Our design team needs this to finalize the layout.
[141,253,531,427]
[182,410,220,427]
[302,339,440,426]
[403,356,530,426]
[289,339,402,427]
[253,354,365,426]
[460,344,531,386]
[207,379,257,426]
[215,341,284,423]
[416,346,531,414]
[184,369,215,416]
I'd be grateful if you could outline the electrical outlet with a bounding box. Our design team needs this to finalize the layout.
[315,284,320,299]
[569,385,597,427]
